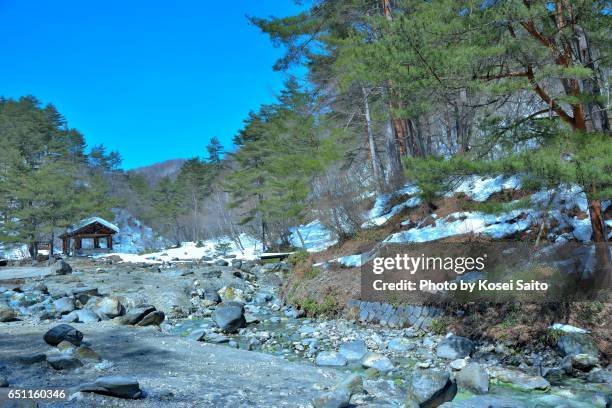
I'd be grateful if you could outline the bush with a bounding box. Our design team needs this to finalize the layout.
[301,295,338,317]
[287,250,310,266]
[214,241,232,255]
[195,240,204,248]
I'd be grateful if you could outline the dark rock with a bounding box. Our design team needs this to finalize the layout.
[43,324,83,346]
[436,335,474,359]
[202,289,221,304]
[570,353,599,371]
[455,363,489,394]
[405,369,457,408]
[212,302,246,333]
[136,311,165,326]
[557,333,599,358]
[17,353,47,364]
[51,260,72,275]
[77,376,141,399]
[118,305,156,325]
[72,287,99,304]
[47,355,83,370]
[0,302,16,322]
[0,375,7,387]
[214,259,229,267]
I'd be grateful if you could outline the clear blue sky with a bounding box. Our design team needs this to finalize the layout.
[0,0,303,169]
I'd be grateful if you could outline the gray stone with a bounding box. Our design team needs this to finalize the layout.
[338,340,368,362]
[47,355,83,370]
[212,302,246,333]
[388,337,416,353]
[316,351,348,367]
[487,366,549,391]
[586,368,612,383]
[75,346,101,361]
[72,287,98,304]
[118,305,156,325]
[406,369,457,408]
[361,352,394,373]
[436,335,474,359]
[312,388,351,408]
[0,302,16,322]
[214,259,229,266]
[136,310,165,326]
[78,376,141,399]
[557,333,599,358]
[43,324,83,346]
[439,395,527,408]
[336,373,363,396]
[95,297,124,318]
[202,289,221,305]
[456,363,489,394]
[74,309,101,323]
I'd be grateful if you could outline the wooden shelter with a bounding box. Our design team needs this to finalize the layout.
[60,217,119,256]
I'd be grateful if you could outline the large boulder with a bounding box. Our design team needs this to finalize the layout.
[439,396,527,408]
[72,287,99,304]
[436,335,474,359]
[43,324,83,346]
[487,367,549,391]
[556,333,599,358]
[117,305,156,325]
[312,388,351,408]
[136,310,165,326]
[455,363,489,394]
[212,302,246,333]
[339,340,368,362]
[405,369,457,408]
[77,376,141,399]
[95,297,125,318]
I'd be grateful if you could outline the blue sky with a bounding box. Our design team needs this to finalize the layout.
[0,0,304,169]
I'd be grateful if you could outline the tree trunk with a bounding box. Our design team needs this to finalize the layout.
[381,86,405,189]
[362,86,384,193]
[295,228,306,249]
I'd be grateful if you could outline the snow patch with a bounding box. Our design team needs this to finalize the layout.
[289,220,337,252]
[449,175,522,202]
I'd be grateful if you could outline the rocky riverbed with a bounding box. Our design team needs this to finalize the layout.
[0,256,610,407]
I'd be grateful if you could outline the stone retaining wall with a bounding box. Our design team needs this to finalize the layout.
[345,300,443,330]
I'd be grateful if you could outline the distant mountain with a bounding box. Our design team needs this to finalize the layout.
[130,158,187,185]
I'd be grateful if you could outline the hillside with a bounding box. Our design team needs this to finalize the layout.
[130,158,187,185]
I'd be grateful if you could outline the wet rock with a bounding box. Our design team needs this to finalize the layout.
[17,353,47,364]
[338,340,368,362]
[136,311,165,326]
[51,259,72,275]
[405,369,457,408]
[43,324,83,346]
[570,353,598,371]
[557,333,599,358]
[118,305,156,325]
[456,363,489,394]
[439,395,527,408]
[77,376,141,399]
[212,302,246,333]
[0,376,7,387]
[388,337,416,353]
[47,355,83,370]
[361,353,394,373]
[315,351,347,367]
[487,366,549,391]
[95,297,125,318]
[436,335,474,359]
[312,388,351,408]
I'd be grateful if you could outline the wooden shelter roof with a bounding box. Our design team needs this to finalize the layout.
[59,217,120,238]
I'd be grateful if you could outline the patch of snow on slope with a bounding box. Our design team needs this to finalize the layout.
[385,209,532,243]
[363,184,420,228]
[449,175,522,202]
[289,220,337,252]
[336,254,366,268]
